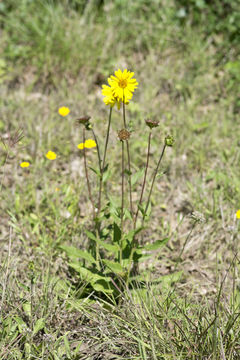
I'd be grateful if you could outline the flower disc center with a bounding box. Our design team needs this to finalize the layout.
[119,79,127,88]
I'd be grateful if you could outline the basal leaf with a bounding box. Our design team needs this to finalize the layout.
[60,245,96,264]
[103,259,125,275]
[91,279,114,294]
[69,263,111,284]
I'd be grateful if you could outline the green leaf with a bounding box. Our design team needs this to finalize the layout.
[103,259,125,275]
[113,222,121,243]
[33,318,45,336]
[103,168,111,183]
[60,245,96,265]
[92,279,114,293]
[125,227,143,242]
[86,230,120,254]
[85,230,97,241]
[89,167,101,177]
[152,271,183,284]
[98,239,120,254]
[63,334,71,358]
[132,168,144,186]
[14,316,27,333]
[69,263,111,284]
[142,238,169,251]
[23,302,31,317]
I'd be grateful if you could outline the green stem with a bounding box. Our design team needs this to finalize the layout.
[83,127,95,220]
[123,101,133,217]
[120,140,125,264]
[143,144,167,224]
[134,130,152,228]
[91,128,102,176]
[97,107,112,218]
[91,129,102,269]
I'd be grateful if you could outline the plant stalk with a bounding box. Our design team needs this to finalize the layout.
[134,130,152,228]
[97,107,112,218]
[82,127,95,220]
[123,101,133,217]
[120,140,125,264]
[143,143,167,224]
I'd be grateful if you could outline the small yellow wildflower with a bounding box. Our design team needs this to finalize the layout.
[45,151,57,160]
[236,210,240,219]
[84,139,97,148]
[55,187,60,192]
[20,161,30,168]
[58,106,70,117]
[109,69,138,102]
[77,143,85,150]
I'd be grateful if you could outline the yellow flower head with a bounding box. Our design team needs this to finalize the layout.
[236,210,240,219]
[84,139,96,148]
[45,151,57,160]
[20,161,30,168]
[58,106,70,117]
[102,84,119,108]
[77,143,85,150]
[109,69,138,103]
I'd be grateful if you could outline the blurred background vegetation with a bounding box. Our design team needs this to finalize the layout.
[0,0,239,91]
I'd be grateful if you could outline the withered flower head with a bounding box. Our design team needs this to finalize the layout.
[76,115,91,130]
[145,119,159,129]
[118,129,131,141]
[191,211,206,224]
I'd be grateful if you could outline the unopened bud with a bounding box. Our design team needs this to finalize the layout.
[165,135,174,147]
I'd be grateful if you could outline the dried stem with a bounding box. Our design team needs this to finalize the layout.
[134,130,152,228]
[123,101,133,217]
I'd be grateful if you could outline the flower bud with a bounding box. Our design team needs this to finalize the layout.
[165,135,174,147]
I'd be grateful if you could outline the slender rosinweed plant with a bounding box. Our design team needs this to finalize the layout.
[61,69,174,296]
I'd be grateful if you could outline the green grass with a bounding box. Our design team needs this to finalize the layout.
[0,0,240,358]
